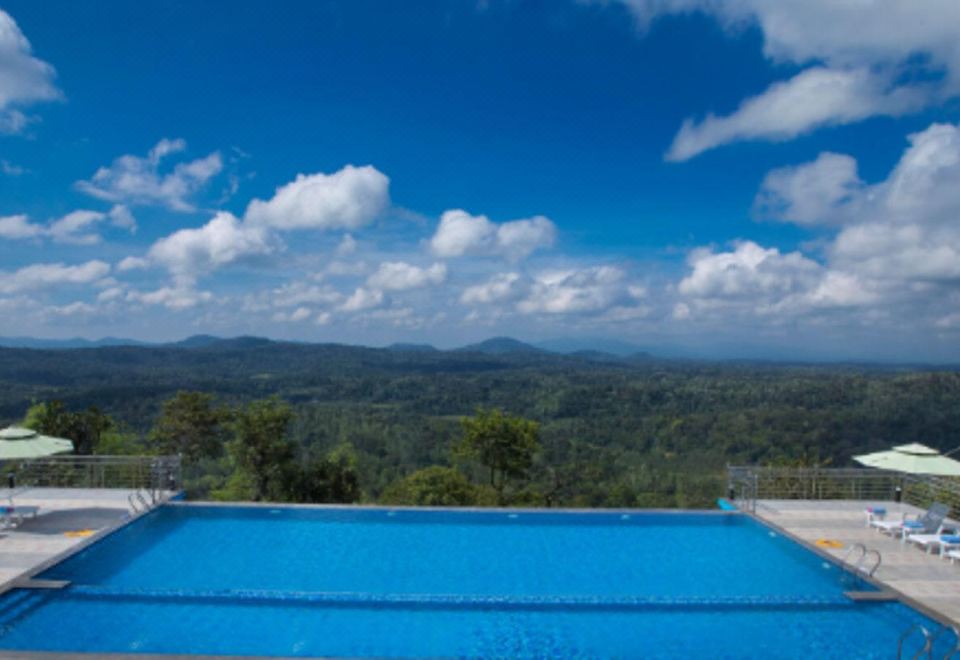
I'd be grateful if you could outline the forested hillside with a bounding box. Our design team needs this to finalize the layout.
[3,338,959,508]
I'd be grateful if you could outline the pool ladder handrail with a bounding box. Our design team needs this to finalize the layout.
[127,488,157,515]
[930,625,960,659]
[898,624,932,660]
[840,542,882,577]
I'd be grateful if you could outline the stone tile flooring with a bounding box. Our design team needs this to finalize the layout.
[0,488,155,591]
[755,499,960,625]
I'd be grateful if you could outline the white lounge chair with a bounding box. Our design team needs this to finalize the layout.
[947,549,960,564]
[906,528,960,556]
[870,502,951,544]
[0,503,39,529]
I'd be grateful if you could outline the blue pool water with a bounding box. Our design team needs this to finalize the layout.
[0,505,949,657]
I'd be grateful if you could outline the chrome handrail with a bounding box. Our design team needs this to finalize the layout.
[898,624,932,660]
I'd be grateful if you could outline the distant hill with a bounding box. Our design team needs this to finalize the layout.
[456,337,548,355]
[386,343,439,353]
[0,336,147,350]
[535,337,650,356]
[166,334,224,348]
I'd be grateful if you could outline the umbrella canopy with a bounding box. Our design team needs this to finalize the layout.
[853,442,960,476]
[0,427,73,460]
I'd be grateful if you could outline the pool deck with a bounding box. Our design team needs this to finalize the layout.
[0,488,165,593]
[754,499,960,626]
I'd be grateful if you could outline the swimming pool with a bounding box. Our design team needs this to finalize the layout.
[0,505,950,657]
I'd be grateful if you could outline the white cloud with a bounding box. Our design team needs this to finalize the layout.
[1,160,25,176]
[616,1,960,158]
[245,165,389,231]
[341,287,384,312]
[243,281,342,313]
[0,214,43,239]
[117,256,150,272]
[0,10,61,134]
[48,301,96,317]
[0,205,136,245]
[518,266,627,314]
[755,152,862,225]
[809,123,960,283]
[0,260,110,294]
[367,261,446,291]
[75,138,223,211]
[97,286,125,303]
[108,205,137,233]
[147,211,274,283]
[47,210,107,245]
[461,272,524,305]
[429,210,556,260]
[272,306,313,323]
[678,241,821,299]
[336,234,357,255]
[666,67,925,161]
[679,121,960,325]
[127,285,214,310]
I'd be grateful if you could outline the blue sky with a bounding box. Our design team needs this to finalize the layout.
[1,1,959,360]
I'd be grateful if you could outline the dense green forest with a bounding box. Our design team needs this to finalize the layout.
[3,337,960,508]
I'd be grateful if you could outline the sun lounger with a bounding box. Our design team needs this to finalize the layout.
[947,549,960,564]
[870,502,951,544]
[0,504,39,529]
[906,529,960,556]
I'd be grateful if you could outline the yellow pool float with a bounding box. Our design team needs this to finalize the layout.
[63,529,95,538]
[815,538,844,549]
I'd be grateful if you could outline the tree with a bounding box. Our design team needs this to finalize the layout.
[284,444,362,504]
[228,397,295,501]
[455,408,540,504]
[380,466,491,506]
[25,401,113,455]
[150,391,230,463]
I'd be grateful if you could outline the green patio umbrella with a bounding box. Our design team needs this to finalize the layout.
[0,427,73,460]
[853,442,960,476]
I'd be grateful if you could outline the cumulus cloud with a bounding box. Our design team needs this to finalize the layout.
[341,287,384,312]
[47,210,108,245]
[147,212,274,284]
[127,285,214,311]
[615,1,960,159]
[0,260,110,294]
[271,306,315,323]
[755,152,862,225]
[678,121,960,325]
[0,205,137,245]
[245,166,389,231]
[518,266,628,314]
[108,205,137,233]
[242,281,343,313]
[808,123,960,284]
[0,10,61,134]
[0,214,43,239]
[75,138,223,211]
[141,165,390,285]
[367,262,446,291]
[678,241,821,301]
[461,272,524,305]
[429,210,556,261]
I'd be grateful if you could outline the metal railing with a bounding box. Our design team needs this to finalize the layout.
[727,465,960,518]
[4,455,181,493]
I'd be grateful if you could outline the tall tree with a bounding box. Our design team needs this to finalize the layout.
[228,397,295,501]
[455,408,540,504]
[380,466,487,506]
[25,401,113,455]
[150,391,230,463]
[284,444,361,504]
